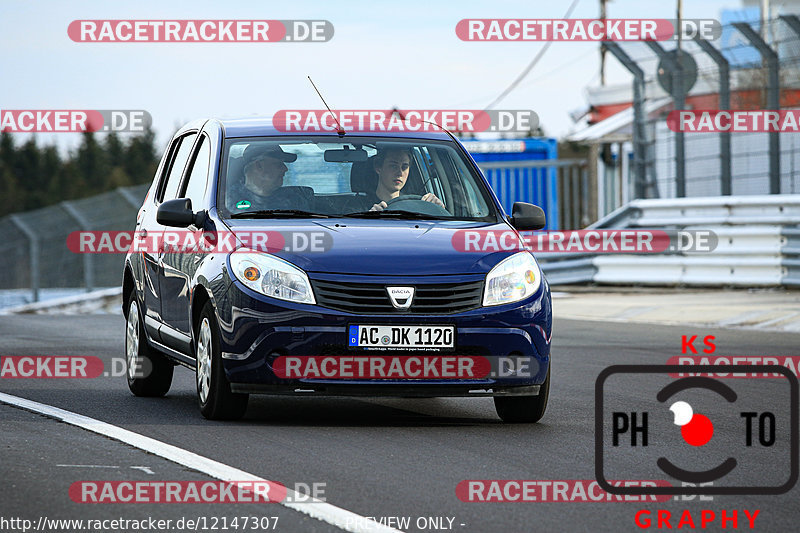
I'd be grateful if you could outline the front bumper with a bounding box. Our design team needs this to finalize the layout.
[215,276,552,396]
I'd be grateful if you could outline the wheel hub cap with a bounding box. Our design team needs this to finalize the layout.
[126,301,140,380]
[196,318,212,403]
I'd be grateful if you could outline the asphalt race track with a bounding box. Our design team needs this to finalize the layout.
[2,315,799,532]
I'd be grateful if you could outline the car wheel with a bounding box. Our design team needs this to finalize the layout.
[196,301,249,420]
[494,364,550,423]
[125,295,173,397]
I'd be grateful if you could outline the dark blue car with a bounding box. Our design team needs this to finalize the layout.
[123,117,552,422]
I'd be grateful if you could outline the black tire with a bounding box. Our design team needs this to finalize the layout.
[494,364,550,423]
[125,294,173,397]
[195,301,248,420]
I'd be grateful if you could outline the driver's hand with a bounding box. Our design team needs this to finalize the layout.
[421,193,445,208]
[369,201,387,212]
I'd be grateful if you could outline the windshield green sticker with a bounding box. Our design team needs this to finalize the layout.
[236,200,251,209]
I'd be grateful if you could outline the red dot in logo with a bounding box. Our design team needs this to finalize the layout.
[681,414,714,446]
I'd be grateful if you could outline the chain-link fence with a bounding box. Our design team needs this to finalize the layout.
[0,184,148,303]
[595,15,800,207]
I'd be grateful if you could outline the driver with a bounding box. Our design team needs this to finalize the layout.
[368,147,444,211]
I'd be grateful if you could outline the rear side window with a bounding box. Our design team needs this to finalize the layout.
[181,136,211,209]
[159,133,197,202]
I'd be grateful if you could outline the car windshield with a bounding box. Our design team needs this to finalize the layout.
[218,136,498,221]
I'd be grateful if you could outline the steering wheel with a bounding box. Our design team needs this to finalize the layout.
[383,194,449,216]
[385,194,422,206]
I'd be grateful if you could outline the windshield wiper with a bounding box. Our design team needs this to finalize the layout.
[342,210,450,220]
[230,209,330,219]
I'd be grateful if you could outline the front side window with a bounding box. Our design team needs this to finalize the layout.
[181,136,211,209]
[159,133,197,202]
[218,136,497,221]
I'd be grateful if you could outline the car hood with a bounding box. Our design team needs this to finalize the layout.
[223,218,522,276]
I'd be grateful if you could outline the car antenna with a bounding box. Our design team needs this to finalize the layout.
[308,76,346,137]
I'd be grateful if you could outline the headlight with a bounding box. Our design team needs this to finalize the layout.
[229,249,315,304]
[483,251,541,306]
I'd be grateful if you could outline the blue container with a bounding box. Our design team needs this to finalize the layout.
[462,138,559,230]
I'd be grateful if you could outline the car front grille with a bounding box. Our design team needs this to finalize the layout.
[310,279,484,314]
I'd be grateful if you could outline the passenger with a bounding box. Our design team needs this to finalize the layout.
[228,144,311,211]
[368,147,444,211]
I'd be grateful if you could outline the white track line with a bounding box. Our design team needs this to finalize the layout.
[0,391,403,533]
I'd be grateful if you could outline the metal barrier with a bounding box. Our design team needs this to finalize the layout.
[782,225,800,286]
[0,184,149,302]
[537,194,800,287]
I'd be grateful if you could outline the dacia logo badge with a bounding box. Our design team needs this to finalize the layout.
[386,286,415,310]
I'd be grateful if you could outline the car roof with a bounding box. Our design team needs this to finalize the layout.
[202,116,455,141]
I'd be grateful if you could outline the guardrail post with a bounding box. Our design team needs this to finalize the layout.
[587,145,599,223]
[61,201,94,292]
[781,15,800,195]
[8,215,39,303]
[580,162,591,227]
[733,22,781,194]
[602,42,657,200]
[693,36,732,196]
[645,41,686,197]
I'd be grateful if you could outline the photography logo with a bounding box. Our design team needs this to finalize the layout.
[595,365,798,495]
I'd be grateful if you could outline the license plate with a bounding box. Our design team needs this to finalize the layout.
[348,325,454,349]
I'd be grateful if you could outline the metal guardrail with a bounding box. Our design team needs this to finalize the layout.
[538,194,800,287]
[782,226,800,287]
[0,184,149,303]
[592,256,785,286]
[0,287,122,315]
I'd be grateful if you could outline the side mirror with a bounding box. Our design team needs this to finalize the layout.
[511,202,546,231]
[157,198,196,227]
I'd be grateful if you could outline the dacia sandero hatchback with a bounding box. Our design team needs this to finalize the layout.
[123,118,552,422]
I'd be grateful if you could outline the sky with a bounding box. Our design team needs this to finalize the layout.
[0,0,742,154]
